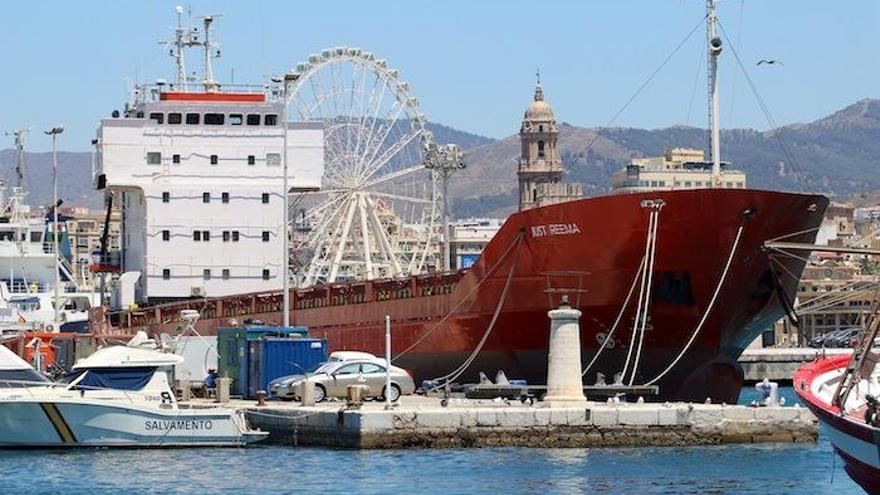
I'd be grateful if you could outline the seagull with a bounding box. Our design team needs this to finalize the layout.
[757,59,784,66]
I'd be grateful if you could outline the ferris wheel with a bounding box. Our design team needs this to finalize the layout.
[284,47,454,287]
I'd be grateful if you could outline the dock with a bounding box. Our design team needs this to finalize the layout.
[738,348,851,382]
[195,396,818,449]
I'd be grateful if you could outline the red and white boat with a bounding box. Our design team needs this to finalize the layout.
[795,316,880,494]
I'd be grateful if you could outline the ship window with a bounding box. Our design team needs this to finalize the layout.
[248,155,255,165]
[246,114,261,126]
[172,154,180,164]
[205,113,225,125]
[162,230,170,241]
[30,231,41,243]
[162,192,170,203]
[262,231,270,242]
[684,181,692,187]
[186,113,200,125]
[203,230,210,242]
[210,154,218,165]
[222,231,230,242]
[232,231,240,242]
[149,112,164,124]
[222,269,230,280]
[266,153,281,166]
[203,192,210,203]
[193,231,201,241]
[229,114,243,126]
[222,192,230,203]
[262,193,270,204]
[262,269,270,280]
[203,269,211,280]
[264,114,278,126]
[162,269,171,280]
[146,152,161,165]
[168,113,182,125]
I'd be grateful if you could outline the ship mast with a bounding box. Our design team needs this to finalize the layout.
[4,129,28,188]
[198,14,222,92]
[160,7,222,92]
[707,0,723,186]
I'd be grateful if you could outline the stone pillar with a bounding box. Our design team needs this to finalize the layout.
[544,296,587,405]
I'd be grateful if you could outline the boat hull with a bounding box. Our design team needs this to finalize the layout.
[795,355,880,494]
[0,399,265,448]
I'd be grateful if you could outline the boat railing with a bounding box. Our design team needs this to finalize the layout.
[0,379,164,405]
[105,268,469,329]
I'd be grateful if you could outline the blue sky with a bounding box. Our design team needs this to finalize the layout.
[1,0,876,151]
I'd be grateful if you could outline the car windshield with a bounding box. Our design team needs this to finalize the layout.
[308,362,332,373]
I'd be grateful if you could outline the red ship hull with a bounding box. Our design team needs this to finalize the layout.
[98,188,826,403]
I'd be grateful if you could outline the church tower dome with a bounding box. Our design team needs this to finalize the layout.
[516,74,582,212]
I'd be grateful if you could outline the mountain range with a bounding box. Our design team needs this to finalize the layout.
[1,98,878,217]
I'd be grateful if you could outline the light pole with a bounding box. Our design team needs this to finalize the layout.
[274,72,299,327]
[425,143,465,272]
[44,125,64,328]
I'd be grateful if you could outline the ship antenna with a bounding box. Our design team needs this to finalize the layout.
[707,0,723,186]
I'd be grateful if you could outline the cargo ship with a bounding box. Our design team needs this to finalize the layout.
[89,4,828,403]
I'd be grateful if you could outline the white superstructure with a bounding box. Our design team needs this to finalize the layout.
[95,16,324,304]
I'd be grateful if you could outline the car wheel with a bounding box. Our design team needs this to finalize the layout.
[382,383,401,402]
[313,384,326,403]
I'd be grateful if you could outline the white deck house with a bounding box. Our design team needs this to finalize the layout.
[96,89,323,303]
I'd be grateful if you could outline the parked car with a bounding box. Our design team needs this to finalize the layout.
[269,358,415,402]
[824,328,860,348]
[809,328,848,348]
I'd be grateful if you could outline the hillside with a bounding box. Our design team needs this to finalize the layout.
[1,100,878,217]
[450,98,880,218]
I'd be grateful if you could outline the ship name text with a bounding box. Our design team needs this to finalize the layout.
[530,223,581,238]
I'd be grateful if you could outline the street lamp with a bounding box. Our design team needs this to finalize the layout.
[272,72,299,327]
[44,125,64,328]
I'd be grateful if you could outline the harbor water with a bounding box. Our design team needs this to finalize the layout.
[0,388,860,495]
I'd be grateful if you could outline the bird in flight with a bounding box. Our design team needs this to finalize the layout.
[757,59,783,66]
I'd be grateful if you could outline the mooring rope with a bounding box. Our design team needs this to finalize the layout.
[430,235,523,387]
[629,204,663,386]
[394,231,525,361]
[581,255,646,378]
[643,223,745,386]
[621,209,656,381]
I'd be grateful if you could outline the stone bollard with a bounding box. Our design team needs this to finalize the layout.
[216,377,231,403]
[543,296,587,406]
[255,390,268,406]
[299,380,316,407]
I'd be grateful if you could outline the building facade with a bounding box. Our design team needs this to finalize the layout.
[63,206,121,285]
[517,83,582,211]
[449,218,503,270]
[612,148,746,194]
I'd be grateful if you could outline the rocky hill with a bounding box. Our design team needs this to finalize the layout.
[450,98,880,217]
[1,99,878,217]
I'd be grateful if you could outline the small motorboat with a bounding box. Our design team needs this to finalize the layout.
[795,305,880,494]
[0,337,267,448]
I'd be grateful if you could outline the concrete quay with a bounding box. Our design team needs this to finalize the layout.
[218,396,818,449]
[738,348,851,382]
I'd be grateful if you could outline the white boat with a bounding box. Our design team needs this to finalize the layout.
[0,338,267,447]
[0,184,99,334]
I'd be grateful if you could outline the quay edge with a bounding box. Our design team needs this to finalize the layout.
[233,399,818,449]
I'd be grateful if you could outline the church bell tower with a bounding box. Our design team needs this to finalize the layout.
[517,75,581,211]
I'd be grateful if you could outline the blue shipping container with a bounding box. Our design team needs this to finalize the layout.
[249,337,328,399]
[218,326,310,397]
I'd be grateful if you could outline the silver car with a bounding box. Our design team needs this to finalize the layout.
[269,358,415,403]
